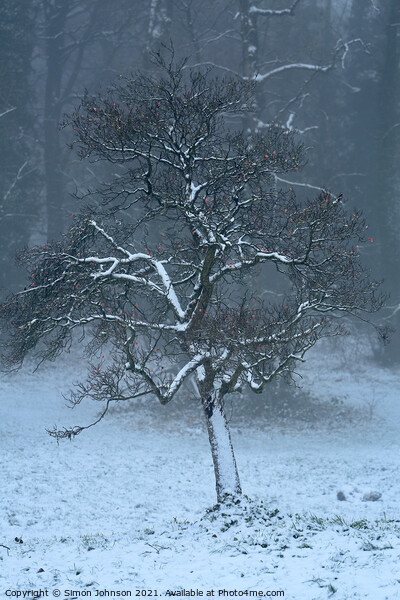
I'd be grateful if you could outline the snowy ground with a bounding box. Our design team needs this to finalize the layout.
[1,336,400,599]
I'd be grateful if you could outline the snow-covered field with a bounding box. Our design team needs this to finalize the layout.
[1,337,400,599]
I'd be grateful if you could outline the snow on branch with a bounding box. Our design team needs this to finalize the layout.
[254,39,366,83]
[249,0,301,17]
[255,62,331,83]
[76,220,185,320]
[2,161,29,204]
[0,106,17,119]
[274,175,336,198]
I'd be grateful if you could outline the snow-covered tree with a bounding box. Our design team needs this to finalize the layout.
[0,55,384,501]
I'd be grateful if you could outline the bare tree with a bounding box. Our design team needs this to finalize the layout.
[0,56,384,501]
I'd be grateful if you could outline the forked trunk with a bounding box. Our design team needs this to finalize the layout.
[202,395,242,500]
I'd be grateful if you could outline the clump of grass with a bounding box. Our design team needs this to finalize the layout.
[80,532,109,550]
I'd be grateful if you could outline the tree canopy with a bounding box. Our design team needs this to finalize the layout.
[0,55,385,499]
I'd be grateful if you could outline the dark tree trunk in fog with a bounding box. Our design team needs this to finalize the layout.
[142,0,173,71]
[0,0,37,289]
[238,0,258,80]
[373,0,400,360]
[182,0,202,64]
[238,0,259,133]
[313,0,334,184]
[43,1,68,241]
[345,1,377,199]
[41,0,120,242]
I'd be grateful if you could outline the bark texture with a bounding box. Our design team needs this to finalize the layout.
[202,394,242,500]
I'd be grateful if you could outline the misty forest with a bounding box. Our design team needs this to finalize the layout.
[0,1,400,597]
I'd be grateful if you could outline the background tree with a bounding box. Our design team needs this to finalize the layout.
[142,0,174,71]
[0,0,38,291]
[0,58,384,500]
[372,0,400,359]
[38,0,135,240]
[339,0,400,361]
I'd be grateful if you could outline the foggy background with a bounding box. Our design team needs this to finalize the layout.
[1,3,400,593]
[1,0,399,360]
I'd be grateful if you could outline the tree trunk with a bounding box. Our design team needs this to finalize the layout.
[43,1,68,241]
[202,394,242,501]
[142,0,173,72]
[238,0,259,133]
[373,0,400,362]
